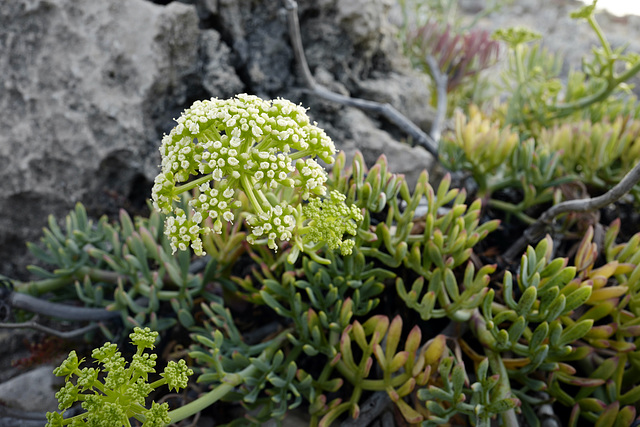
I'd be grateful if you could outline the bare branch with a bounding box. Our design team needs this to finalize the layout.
[283,0,439,158]
[0,320,100,339]
[504,160,640,261]
[7,291,119,321]
[340,391,391,427]
[425,55,448,143]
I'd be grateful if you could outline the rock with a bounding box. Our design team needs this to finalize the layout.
[354,71,436,135]
[335,109,432,187]
[0,330,35,384]
[0,365,61,413]
[0,0,238,278]
[199,30,244,98]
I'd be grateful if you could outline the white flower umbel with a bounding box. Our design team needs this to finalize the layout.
[151,94,336,255]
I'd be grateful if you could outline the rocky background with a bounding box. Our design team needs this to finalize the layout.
[1,0,640,420]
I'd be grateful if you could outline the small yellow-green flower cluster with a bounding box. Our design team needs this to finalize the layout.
[46,327,192,427]
[151,94,336,255]
[302,190,363,256]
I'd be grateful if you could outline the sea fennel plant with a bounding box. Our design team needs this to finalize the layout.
[46,327,192,427]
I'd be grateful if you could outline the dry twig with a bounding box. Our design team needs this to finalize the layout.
[6,291,118,321]
[340,391,392,427]
[0,319,100,339]
[424,54,448,143]
[504,160,640,261]
[282,0,440,158]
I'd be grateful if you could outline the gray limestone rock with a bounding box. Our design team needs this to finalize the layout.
[0,365,61,413]
[0,0,239,278]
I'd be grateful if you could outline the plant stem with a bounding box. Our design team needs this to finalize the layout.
[16,266,126,295]
[7,291,118,321]
[174,174,214,195]
[241,175,266,215]
[515,44,527,85]
[487,350,519,427]
[548,14,640,120]
[487,199,536,224]
[167,363,259,423]
[425,54,448,143]
[588,14,612,59]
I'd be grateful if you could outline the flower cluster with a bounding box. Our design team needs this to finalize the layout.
[151,94,337,255]
[301,190,363,256]
[46,327,193,427]
[247,202,297,251]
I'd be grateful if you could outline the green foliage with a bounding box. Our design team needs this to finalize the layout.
[29,134,640,425]
[494,1,640,130]
[433,0,640,224]
[18,201,229,335]
[46,327,192,427]
[419,357,519,426]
